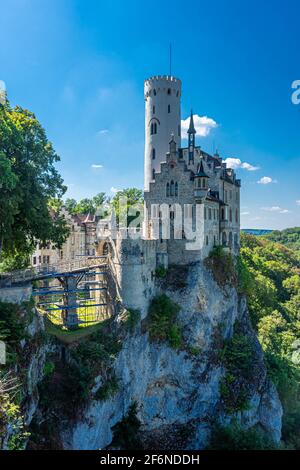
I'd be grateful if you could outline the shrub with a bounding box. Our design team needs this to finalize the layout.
[147,294,182,349]
[43,361,55,376]
[95,374,119,401]
[123,309,141,333]
[209,423,278,450]
[204,246,237,287]
[111,402,142,449]
[155,266,167,278]
[219,328,254,412]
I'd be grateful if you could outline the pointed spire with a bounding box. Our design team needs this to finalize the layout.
[188,109,196,135]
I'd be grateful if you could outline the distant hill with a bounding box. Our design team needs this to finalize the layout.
[263,227,300,253]
[242,229,273,236]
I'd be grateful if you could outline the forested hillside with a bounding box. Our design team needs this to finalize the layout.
[240,232,300,448]
[264,227,300,255]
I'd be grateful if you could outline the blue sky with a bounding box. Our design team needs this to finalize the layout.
[1,0,300,229]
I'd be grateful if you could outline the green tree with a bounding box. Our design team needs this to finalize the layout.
[0,101,69,262]
[111,188,143,225]
[64,198,77,214]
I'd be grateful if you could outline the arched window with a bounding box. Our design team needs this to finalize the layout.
[153,122,157,134]
[152,148,156,160]
[170,180,175,196]
[166,182,170,197]
[152,168,155,180]
[168,104,171,113]
[222,232,227,246]
[150,123,153,135]
[175,182,178,197]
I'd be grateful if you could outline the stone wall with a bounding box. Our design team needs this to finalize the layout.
[0,284,32,304]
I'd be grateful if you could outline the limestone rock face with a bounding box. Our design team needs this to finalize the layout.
[60,263,282,450]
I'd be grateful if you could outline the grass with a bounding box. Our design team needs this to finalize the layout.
[44,317,107,344]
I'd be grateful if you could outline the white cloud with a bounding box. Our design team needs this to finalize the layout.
[97,129,109,135]
[224,158,259,171]
[296,200,300,206]
[91,164,103,169]
[261,206,291,214]
[181,114,217,138]
[241,211,250,216]
[257,176,277,185]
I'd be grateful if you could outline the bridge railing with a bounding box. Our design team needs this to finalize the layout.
[0,255,108,285]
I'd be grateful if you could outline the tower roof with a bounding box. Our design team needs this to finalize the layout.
[187,110,196,135]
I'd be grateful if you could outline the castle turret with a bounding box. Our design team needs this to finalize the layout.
[144,75,182,191]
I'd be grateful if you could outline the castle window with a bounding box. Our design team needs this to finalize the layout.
[168,104,171,113]
[153,105,155,114]
[202,178,206,189]
[170,180,175,196]
[221,208,225,220]
[214,236,216,246]
[229,232,233,247]
[235,209,238,223]
[176,90,179,97]
[152,148,156,160]
[175,182,178,197]
[167,88,171,95]
[204,207,207,219]
[206,235,209,246]
[229,208,232,222]
[166,182,170,197]
[152,168,155,180]
[154,122,157,134]
[153,89,156,95]
[209,208,212,220]
[234,233,238,246]
[222,232,227,246]
[33,256,36,265]
[178,125,180,136]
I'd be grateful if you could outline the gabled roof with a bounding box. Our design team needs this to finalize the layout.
[195,160,209,178]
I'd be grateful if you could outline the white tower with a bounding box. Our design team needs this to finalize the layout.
[144,75,182,191]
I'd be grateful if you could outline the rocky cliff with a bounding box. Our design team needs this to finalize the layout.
[0,261,283,450]
[58,262,282,449]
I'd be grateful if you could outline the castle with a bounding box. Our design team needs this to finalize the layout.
[99,75,241,314]
[30,74,241,316]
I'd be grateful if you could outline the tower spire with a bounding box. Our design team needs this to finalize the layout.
[188,109,196,163]
[188,109,196,135]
